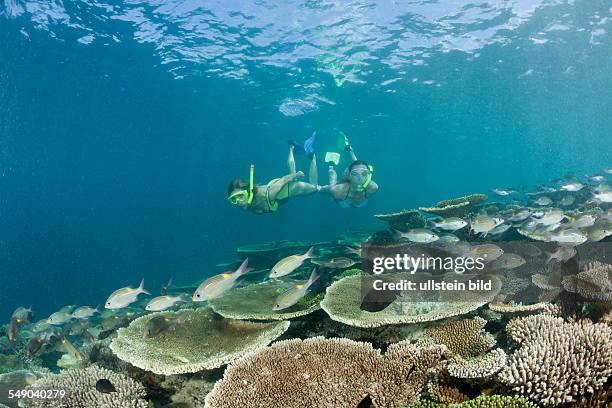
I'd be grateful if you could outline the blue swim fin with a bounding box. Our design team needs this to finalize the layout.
[304,131,316,158]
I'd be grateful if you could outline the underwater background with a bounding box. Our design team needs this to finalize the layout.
[1,0,611,320]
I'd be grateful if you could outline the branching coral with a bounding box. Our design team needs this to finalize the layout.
[417,317,495,357]
[405,394,538,407]
[499,315,612,406]
[446,348,507,378]
[204,336,445,408]
[21,365,148,408]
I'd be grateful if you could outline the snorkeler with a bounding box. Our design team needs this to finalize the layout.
[227,142,319,214]
[318,134,378,208]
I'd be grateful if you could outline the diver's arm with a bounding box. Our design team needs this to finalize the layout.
[268,171,303,201]
[325,183,349,200]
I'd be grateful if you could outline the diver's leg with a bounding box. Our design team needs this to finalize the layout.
[268,172,302,201]
[309,153,318,186]
[347,148,357,162]
[288,181,318,197]
[288,146,296,175]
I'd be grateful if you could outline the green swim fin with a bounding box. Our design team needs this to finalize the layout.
[336,131,350,151]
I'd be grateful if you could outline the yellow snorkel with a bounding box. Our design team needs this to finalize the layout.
[247,164,255,205]
[228,164,255,206]
[356,165,374,192]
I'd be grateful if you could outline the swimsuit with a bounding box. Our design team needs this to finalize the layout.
[337,186,369,208]
[265,178,293,212]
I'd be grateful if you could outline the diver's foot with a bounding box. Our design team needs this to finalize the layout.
[344,144,353,152]
[293,171,305,180]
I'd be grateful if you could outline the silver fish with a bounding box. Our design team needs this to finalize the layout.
[394,228,439,243]
[431,217,467,231]
[71,306,99,319]
[545,246,576,263]
[272,269,319,311]
[105,279,151,309]
[146,295,188,311]
[193,258,251,301]
[270,247,315,278]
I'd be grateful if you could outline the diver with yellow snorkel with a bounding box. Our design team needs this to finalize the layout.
[227,133,319,214]
[318,132,378,208]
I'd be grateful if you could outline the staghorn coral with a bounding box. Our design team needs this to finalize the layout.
[321,274,500,328]
[446,348,507,379]
[505,314,564,344]
[21,365,148,408]
[499,316,612,406]
[110,307,289,375]
[417,317,495,357]
[209,281,322,320]
[204,336,445,408]
[562,261,612,302]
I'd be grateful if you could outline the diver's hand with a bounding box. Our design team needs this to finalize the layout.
[293,171,305,180]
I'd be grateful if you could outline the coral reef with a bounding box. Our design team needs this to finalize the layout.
[499,315,612,406]
[562,261,612,302]
[488,301,560,316]
[419,194,488,218]
[446,348,507,379]
[374,209,427,231]
[426,382,469,404]
[405,394,538,407]
[417,317,495,357]
[110,307,290,375]
[209,281,322,320]
[21,365,148,408]
[204,336,445,408]
[321,274,500,328]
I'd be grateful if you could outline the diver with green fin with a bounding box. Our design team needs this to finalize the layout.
[318,132,378,208]
[227,133,319,214]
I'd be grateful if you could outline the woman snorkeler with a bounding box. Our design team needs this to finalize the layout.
[318,134,378,208]
[227,143,319,214]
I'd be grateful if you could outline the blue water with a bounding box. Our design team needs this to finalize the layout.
[1,0,611,318]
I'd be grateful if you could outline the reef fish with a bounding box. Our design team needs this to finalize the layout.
[72,306,99,319]
[105,279,151,309]
[430,217,468,231]
[146,295,188,311]
[193,258,251,301]
[270,247,315,278]
[96,379,117,394]
[144,313,188,339]
[272,269,319,311]
[311,257,356,269]
[393,228,439,243]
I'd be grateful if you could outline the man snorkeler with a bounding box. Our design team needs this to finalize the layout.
[318,134,378,208]
[227,143,319,214]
